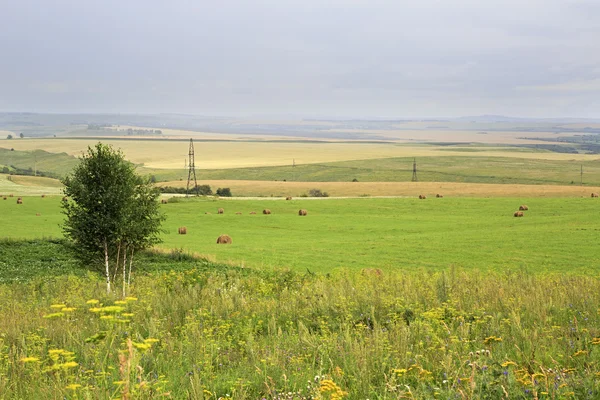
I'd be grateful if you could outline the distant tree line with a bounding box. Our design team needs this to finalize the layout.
[157,185,233,197]
[2,165,60,179]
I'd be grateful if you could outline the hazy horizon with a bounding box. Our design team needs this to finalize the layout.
[2,0,599,118]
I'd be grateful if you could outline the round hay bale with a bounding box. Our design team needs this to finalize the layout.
[36,213,41,216]
[216,234,232,244]
[249,211,257,215]
[513,211,524,217]
[9,194,13,197]
[41,194,46,198]
[235,212,242,215]
[419,195,427,199]
[519,205,529,211]
[161,199,168,204]
[218,208,224,214]
[205,212,211,215]
[263,209,271,215]
[178,226,187,235]
[298,209,307,216]
[16,198,23,204]
[436,194,443,198]
[285,196,292,200]
[592,193,599,198]
[2,197,6,200]
[62,196,68,202]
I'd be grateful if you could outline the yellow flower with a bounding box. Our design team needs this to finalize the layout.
[573,350,588,357]
[86,299,100,305]
[43,312,64,319]
[61,307,76,312]
[122,313,134,317]
[144,338,159,344]
[50,304,66,309]
[65,384,81,390]
[125,297,138,302]
[60,361,78,369]
[114,300,127,305]
[501,361,517,368]
[100,315,115,320]
[20,357,40,363]
[132,342,152,351]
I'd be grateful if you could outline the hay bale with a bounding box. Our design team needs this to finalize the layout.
[285,196,292,200]
[235,212,242,215]
[161,199,168,204]
[519,205,529,211]
[2,197,6,200]
[419,195,427,199]
[218,208,224,214]
[16,198,23,204]
[513,211,524,217]
[62,196,68,202]
[216,234,232,244]
[178,227,187,234]
[250,211,257,215]
[205,212,211,215]
[36,213,41,216]
[436,194,443,198]
[41,194,46,198]
[263,209,271,215]
[298,209,307,216]
[9,194,13,197]
[592,193,599,198]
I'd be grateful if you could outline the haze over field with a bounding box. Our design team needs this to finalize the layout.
[2,0,599,118]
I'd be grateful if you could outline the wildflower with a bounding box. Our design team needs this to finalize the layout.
[50,304,66,309]
[61,307,76,312]
[86,299,100,305]
[144,338,159,344]
[132,342,152,351]
[60,361,78,369]
[573,350,588,357]
[114,300,127,305]
[125,297,138,302]
[592,338,600,345]
[65,384,81,390]
[501,361,517,368]
[20,357,40,363]
[100,315,115,320]
[43,312,64,319]
[123,313,134,317]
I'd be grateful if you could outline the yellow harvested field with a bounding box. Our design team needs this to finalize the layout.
[0,174,63,196]
[159,180,600,198]
[10,175,63,188]
[4,139,600,170]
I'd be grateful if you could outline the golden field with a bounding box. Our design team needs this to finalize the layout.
[2,138,600,171]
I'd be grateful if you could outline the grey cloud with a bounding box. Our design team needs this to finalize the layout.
[0,0,598,117]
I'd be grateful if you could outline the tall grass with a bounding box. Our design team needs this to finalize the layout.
[1,266,600,398]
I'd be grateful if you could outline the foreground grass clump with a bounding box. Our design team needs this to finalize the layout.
[2,265,600,398]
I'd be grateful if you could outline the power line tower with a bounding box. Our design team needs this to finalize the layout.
[411,158,418,182]
[186,138,199,197]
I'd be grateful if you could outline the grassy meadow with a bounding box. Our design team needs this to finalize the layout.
[2,243,600,398]
[2,195,600,274]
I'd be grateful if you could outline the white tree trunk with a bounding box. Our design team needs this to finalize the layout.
[104,240,111,294]
[127,249,134,287]
[122,246,127,297]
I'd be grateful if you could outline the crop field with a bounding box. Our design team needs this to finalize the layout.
[2,138,599,172]
[2,196,599,274]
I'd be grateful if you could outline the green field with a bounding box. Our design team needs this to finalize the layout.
[2,196,599,273]
[3,145,600,187]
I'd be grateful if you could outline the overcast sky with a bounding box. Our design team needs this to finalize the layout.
[1,0,599,118]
